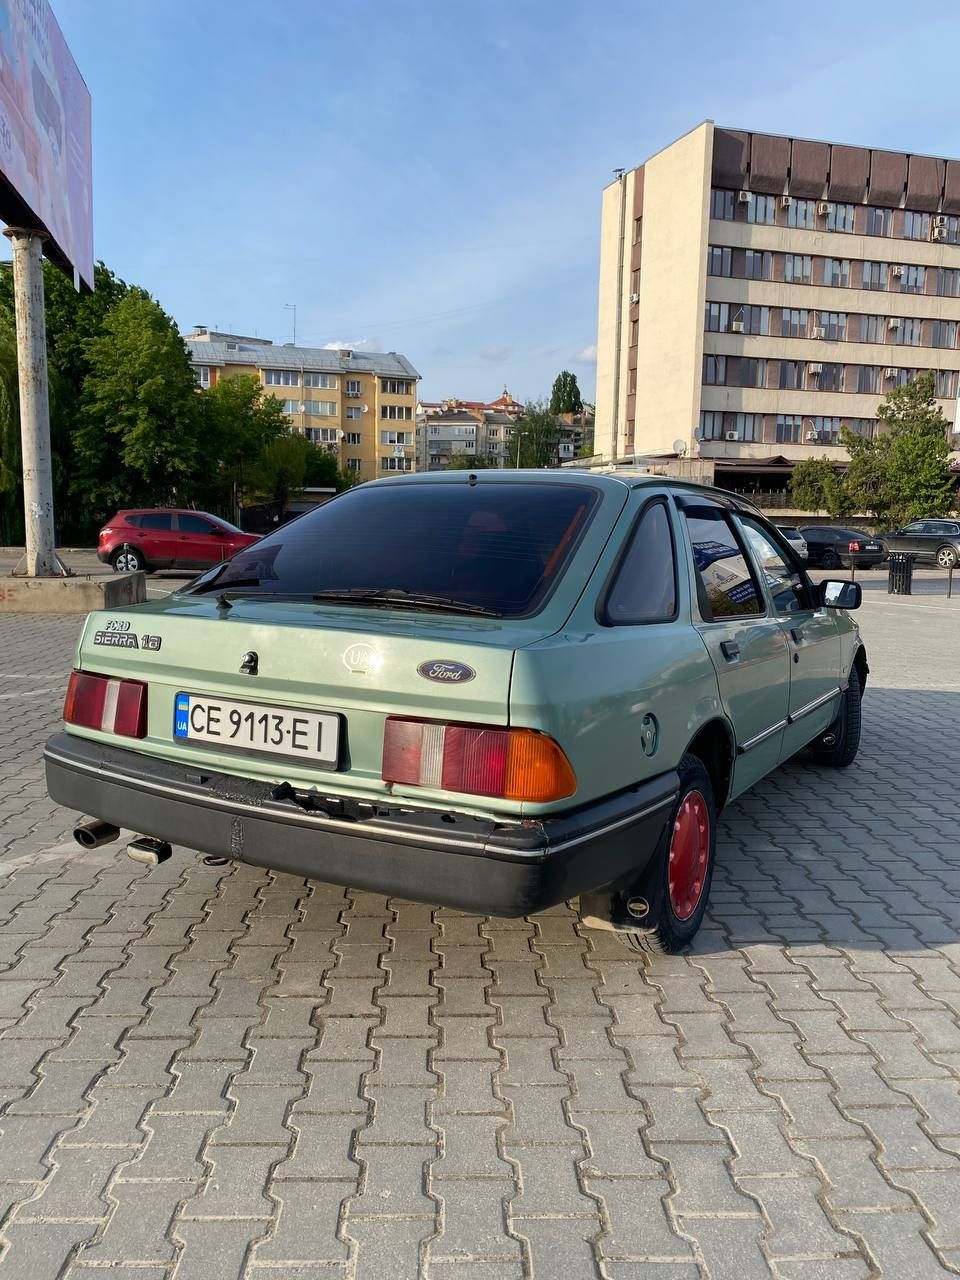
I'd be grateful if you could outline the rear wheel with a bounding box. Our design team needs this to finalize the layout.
[110,546,146,574]
[810,664,862,768]
[821,549,841,569]
[936,545,958,570]
[617,754,717,956]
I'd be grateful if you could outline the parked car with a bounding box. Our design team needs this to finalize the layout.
[777,526,808,561]
[49,474,867,955]
[98,509,260,574]
[881,519,960,569]
[797,526,885,570]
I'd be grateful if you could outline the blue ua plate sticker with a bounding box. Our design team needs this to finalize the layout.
[174,693,190,738]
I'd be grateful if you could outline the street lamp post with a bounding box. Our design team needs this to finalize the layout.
[515,430,527,468]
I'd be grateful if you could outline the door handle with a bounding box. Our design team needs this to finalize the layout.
[790,628,802,644]
[720,640,740,661]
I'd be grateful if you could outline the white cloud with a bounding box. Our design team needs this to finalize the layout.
[321,338,376,351]
[573,344,597,364]
[479,344,513,362]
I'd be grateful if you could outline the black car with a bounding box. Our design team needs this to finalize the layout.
[798,526,885,569]
[882,519,960,569]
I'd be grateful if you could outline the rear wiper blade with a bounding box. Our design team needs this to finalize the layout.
[310,588,502,618]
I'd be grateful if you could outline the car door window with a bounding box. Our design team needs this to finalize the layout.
[177,514,217,535]
[139,514,173,531]
[736,517,813,615]
[602,500,677,624]
[901,522,925,535]
[680,506,763,621]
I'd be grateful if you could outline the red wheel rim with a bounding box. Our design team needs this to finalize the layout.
[667,790,710,921]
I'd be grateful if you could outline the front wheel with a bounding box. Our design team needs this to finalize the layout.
[811,665,862,768]
[617,754,717,956]
[111,546,146,574]
[936,546,958,570]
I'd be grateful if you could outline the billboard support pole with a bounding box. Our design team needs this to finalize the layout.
[5,227,60,578]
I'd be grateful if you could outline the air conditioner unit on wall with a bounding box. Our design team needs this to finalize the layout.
[883,367,898,378]
[812,326,826,339]
[629,292,639,304]
[780,195,793,208]
[808,363,823,374]
[888,317,901,329]
[724,431,739,441]
[738,190,752,204]
[933,227,947,241]
[806,430,818,441]
[730,320,745,333]
[933,215,948,228]
[891,265,904,277]
[818,201,833,216]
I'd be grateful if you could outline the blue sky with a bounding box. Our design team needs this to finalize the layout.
[32,1,960,401]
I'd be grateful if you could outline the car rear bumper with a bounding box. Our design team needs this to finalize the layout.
[97,549,110,564]
[44,731,678,917]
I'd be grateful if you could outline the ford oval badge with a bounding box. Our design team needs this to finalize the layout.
[417,659,476,684]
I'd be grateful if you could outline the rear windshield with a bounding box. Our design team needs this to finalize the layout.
[189,481,598,617]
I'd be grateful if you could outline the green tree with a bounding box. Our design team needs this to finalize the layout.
[248,432,315,516]
[201,373,290,516]
[73,291,206,512]
[447,454,497,470]
[790,457,849,517]
[844,373,954,524]
[513,401,560,468]
[549,370,583,415]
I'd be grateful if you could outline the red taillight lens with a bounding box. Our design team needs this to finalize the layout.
[382,718,576,803]
[64,671,147,738]
[848,541,860,552]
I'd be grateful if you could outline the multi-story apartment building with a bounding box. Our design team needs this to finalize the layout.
[415,406,516,470]
[186,329,419,483]
[595,122,960,492]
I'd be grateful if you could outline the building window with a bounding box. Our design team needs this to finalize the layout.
[862,261,888,291]
[815,363,843,392]
[381,405,412,421]
[264,369,300,386]
[303,372,336,389]
[746,194,775,226]
[281,400,300,414]
[740,305,769,336]
[706,246,732,276]
[745,249,772,280]
[846,419,876,440]
[892,367,918,388]
[346,458,362,473]
[824,258,850,288]
[345,379,362,396]
[893,318,922,346]
[825,203,854,232]
[699,410,724,440]
[784,254,811,284]
[732,413,762,442]
[859,314,885,344]
[779,360,803,390]
[776,414,803,444]
[633,216,642,243]
[865,207,892,237]
[937,268,960,298]
[734,357,766,388]
[781,308,808,339]
[899,264,925,294]
[704,302,728,333]
[857,366,881,394]
[710,189,735,220]
[932,320,957,349]
[310,427,342,443]
[303,400,336,416]
[629,318,639,345]
[818,312,846,341]
[381,378,413,395]
[703,354,726,385]
[811,416,841,443]
[631,267,640,293]
[627,367,638,393]
[381,430,413,445]
[345,406,362,420]
[195,365,211,387]
[344,431,362,445]
[787,199,816,229]
[936,369,958,398]
[904,210,931,241]
[381,457,413,472]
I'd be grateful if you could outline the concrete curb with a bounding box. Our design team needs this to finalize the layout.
[0,572,146,614]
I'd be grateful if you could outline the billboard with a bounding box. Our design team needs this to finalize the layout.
[0,0,92,288]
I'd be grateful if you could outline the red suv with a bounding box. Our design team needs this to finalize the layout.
[98,509,260,574]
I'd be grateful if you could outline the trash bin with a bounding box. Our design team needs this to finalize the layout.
[888,552,914,595]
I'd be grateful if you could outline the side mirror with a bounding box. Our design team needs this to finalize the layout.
[820,579,861,610]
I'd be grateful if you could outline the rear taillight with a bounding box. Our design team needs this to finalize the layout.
[382,717,576,803]
[848,541,860,552]
[64,670,147,738]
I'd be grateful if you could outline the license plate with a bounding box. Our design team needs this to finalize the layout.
[174,693,339,766]
[864,544,880,551]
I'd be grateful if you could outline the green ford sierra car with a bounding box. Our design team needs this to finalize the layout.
[44,471,867,953]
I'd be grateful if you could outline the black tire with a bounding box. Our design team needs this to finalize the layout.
[110,546,146,574]
[821,549,841,569]
[936,545,958,570]
[811,664,862,768]
[617,754,717,956]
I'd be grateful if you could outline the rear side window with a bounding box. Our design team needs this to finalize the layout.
[602,501,677,624]
[139,514,173,531]
[681,505,762,621]
[123,514,142,528]
[178,514,216,534]
[193,482,599,618]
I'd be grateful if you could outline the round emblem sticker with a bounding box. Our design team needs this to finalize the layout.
[343,643,381,675]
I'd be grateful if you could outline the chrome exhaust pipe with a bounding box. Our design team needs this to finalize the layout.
[126,836,172,868]
[73,820,121,849]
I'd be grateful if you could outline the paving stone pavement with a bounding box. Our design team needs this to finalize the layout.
[0,595,959,1279]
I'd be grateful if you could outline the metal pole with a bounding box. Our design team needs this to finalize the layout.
[4,228,56,577]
